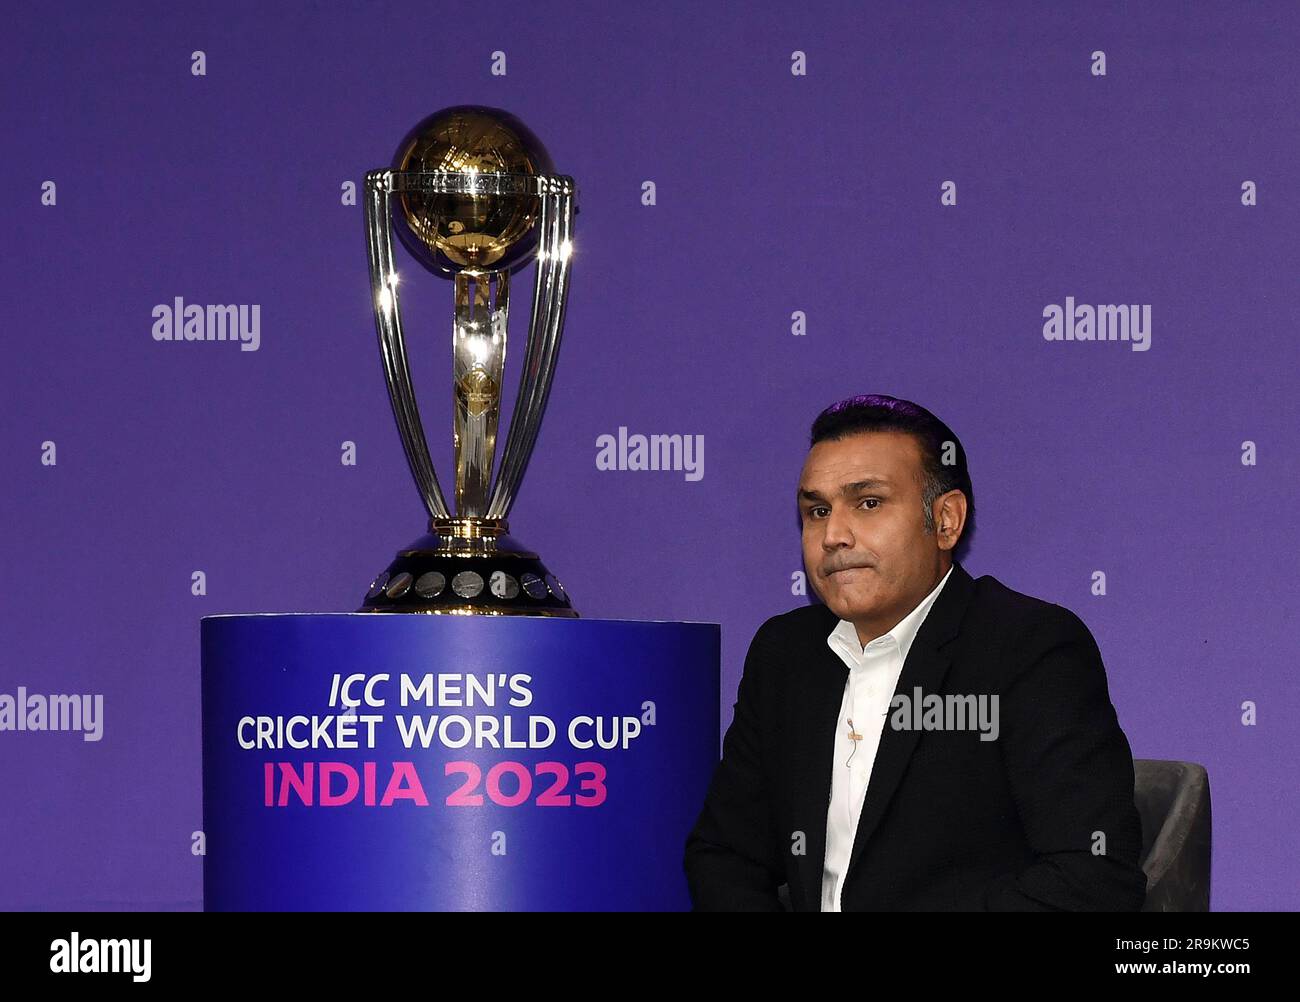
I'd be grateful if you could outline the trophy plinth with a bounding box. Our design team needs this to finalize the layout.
[360,518,575,616]
[358,106,577,617]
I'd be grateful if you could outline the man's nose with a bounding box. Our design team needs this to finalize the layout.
[822,504,854,548]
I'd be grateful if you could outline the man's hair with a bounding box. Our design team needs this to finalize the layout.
[809,394,975,561]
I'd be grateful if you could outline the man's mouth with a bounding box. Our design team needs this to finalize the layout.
[827,564,872,577]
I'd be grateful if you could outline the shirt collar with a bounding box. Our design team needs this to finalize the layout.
[826,564,955,664]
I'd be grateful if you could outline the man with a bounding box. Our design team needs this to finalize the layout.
[683,394,1147,911]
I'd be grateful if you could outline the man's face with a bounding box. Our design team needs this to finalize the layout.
[797,430,950,635]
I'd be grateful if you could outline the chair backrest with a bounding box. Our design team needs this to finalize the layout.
[1134,759,1211,911]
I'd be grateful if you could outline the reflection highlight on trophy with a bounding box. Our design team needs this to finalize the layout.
[359,105,579,616]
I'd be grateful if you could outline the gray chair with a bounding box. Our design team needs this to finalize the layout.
[1135,759,1211,911]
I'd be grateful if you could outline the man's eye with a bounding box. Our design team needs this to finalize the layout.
[806,500,879,518]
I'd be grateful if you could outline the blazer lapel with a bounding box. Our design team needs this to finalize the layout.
[788,609,848,911]
[842,561,976,889]
[788,562,977,910]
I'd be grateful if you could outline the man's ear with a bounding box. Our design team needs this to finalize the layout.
[934,490,968,552]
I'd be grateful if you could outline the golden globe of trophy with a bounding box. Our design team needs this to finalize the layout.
[359,106,577,616]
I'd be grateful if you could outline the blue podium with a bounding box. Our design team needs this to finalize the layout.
[201,613,719,910]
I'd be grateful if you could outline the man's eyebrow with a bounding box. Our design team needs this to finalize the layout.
[797,478,892,502]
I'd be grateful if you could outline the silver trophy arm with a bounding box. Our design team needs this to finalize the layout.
[487,178,575,520]
[364,170,451,520]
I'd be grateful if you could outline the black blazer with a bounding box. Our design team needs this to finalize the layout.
[683,561,1148,911]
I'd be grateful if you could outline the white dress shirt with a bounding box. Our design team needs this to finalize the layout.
[820,565,955,912]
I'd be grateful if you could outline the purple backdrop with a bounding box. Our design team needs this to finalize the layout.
[2,0,1296,911]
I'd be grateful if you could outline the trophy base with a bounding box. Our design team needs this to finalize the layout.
[358,518,577,617]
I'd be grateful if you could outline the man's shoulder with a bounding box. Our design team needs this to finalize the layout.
[750,601,839,649]
[967,570,1093,643]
